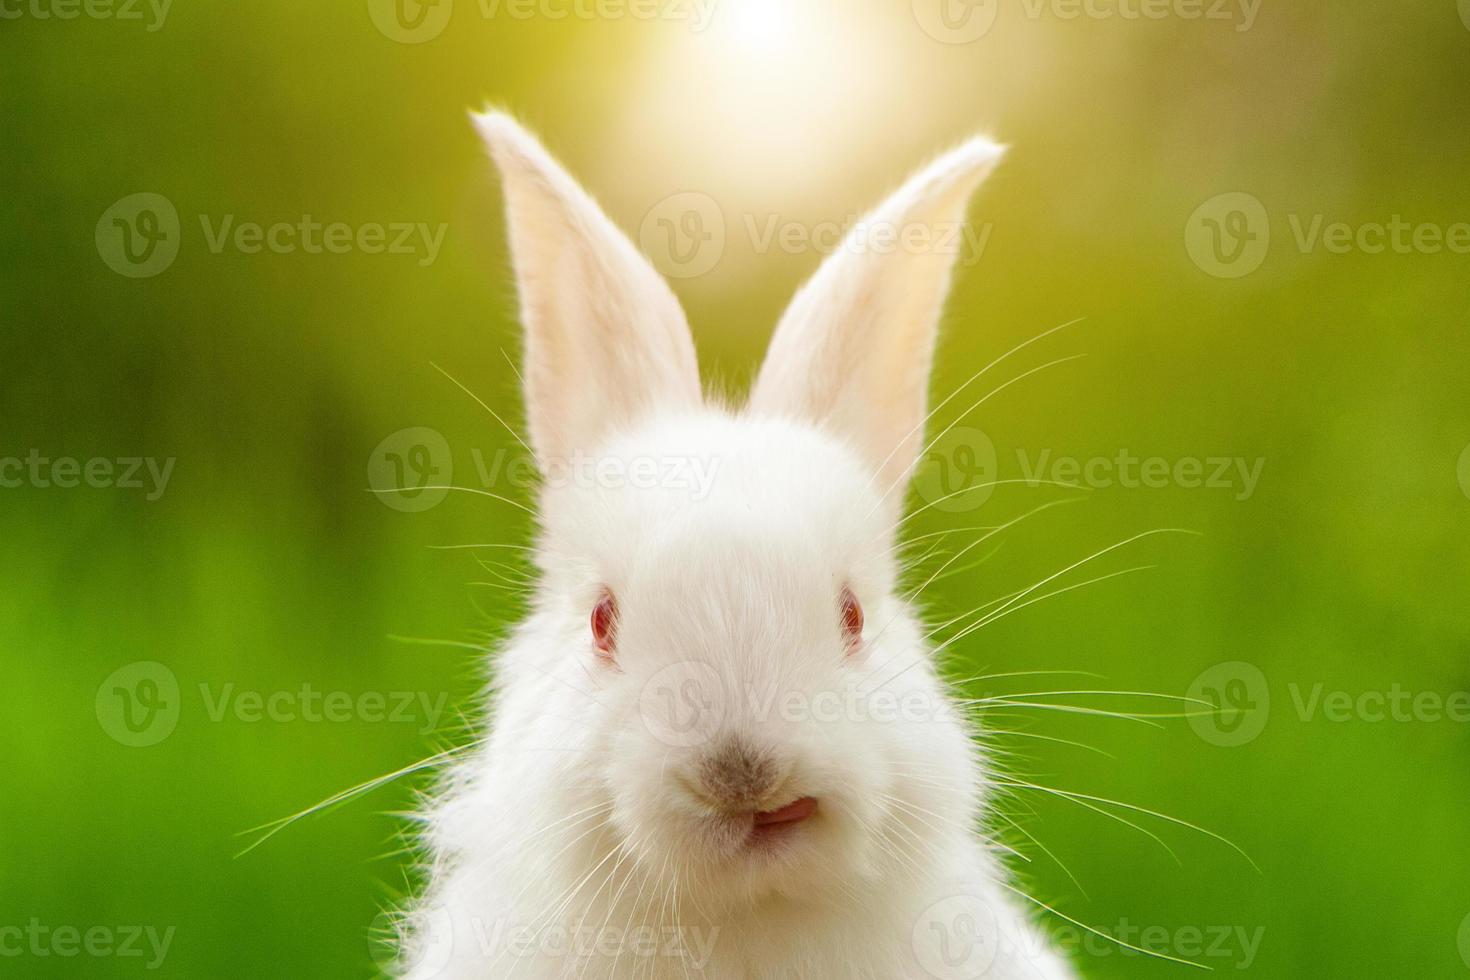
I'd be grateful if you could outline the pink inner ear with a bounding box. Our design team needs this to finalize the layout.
[841,587,864,650]
[592,591,618,661]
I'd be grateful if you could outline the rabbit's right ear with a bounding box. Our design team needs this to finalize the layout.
[747,138,1004,499]
[473,112,701,468]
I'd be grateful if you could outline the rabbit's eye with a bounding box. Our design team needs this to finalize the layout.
[591,591,619,663]
[840,587,864,651]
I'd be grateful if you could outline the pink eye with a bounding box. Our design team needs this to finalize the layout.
[840,587,864,651]
[591,591,619,663]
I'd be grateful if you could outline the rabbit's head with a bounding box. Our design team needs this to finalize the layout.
[475,112,1004,912]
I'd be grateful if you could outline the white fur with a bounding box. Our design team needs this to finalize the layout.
[397,113,1075,980]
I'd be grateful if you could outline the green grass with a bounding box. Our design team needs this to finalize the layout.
[4,1,1470,976]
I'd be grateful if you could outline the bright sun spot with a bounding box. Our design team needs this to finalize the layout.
[723,0,800,57]
[606,0,917,215]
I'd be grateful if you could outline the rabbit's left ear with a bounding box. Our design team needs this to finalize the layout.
[473,111,702,469]
[747,138,1005,497]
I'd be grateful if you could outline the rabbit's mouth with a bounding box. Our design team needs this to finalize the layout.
[750,796,818,840]
[734,796,821,855]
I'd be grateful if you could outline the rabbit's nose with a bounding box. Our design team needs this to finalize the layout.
[697,737,783,811]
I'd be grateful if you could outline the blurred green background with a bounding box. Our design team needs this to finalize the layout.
[4,0,1470,976]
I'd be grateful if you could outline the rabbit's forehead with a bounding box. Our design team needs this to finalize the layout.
[613,520,863,662]
[607,479,875,592]
[540,409,893,587]
[595,410,881,509]
[588,415,885,549]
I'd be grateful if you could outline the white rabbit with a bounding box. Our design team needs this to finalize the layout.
[395,111,1077,980]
